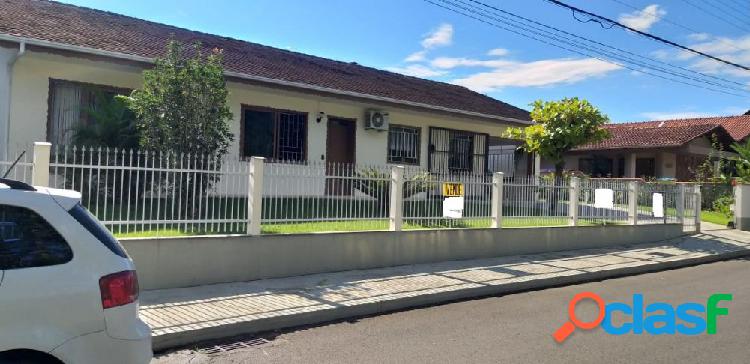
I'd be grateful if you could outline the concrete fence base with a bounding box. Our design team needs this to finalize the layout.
[122,224,686,291]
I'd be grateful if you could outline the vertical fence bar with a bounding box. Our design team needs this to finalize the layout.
[491,172,504,229]
[31,142,51,187]
[628,180,640,225]
[694,184,702,232]
[389,165,404,231]
[568,177,580,226]
[247,156,265,235]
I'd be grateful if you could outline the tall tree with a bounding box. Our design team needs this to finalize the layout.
[125,40,233,157]
[505,97,610,178]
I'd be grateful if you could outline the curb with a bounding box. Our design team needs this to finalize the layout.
[152,247,750,352]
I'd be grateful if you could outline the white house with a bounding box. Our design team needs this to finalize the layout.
[0,0,533,177]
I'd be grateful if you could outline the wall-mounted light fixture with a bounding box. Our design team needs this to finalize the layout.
[316,112,326,123]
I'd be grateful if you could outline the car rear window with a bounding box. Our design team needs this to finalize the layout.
[0,204,73,270]
[69,204,128,258]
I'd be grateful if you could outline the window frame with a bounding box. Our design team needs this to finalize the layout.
[240,104,309,162]
[428,126,489,174]
[46,78,132,145]
[386,124,422,166]
[0,204,73,270]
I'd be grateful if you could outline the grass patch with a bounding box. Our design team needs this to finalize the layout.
[112,217,629,237]
[700,210,732,226]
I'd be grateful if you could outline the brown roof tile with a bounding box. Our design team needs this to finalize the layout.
[0,0,531,122]
[574,123,728,151]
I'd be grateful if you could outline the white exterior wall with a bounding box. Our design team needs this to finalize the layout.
[6,50,517,170]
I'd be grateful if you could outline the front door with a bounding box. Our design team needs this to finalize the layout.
[326,118,356,195]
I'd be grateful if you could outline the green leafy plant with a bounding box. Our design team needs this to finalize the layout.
[122,40,234,216]
[71,92,138,149]
[504,97,610,179]
[712,194,734,219]
[731,138,750,183]
[352,169,436,213]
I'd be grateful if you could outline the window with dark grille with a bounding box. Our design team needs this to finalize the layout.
[241,107,307,161]
[0,205,73,270]
[387,125,420,164]
[428,127,488,174]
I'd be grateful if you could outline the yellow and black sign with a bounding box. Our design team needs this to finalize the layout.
[442,182,464,197]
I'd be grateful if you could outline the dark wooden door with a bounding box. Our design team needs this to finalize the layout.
[326,118,356,195]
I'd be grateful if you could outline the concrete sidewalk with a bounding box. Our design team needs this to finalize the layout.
[140,224,750,351]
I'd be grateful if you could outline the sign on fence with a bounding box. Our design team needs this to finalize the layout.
[442,182,464,197]
[652,193,664,218]
[443,196,464,218]
[594,188,614,209]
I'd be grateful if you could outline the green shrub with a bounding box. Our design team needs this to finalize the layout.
[712,194,734,218]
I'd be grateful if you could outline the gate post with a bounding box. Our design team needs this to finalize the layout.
[247,157,265,236]
[628,180,640,225]
[676,184,686,225]
[491,172,504,229]
[31,142,51,187]
[389,165,404,231]
[734,183,750,231]
[568,177,580,226]
[693,184,701,232]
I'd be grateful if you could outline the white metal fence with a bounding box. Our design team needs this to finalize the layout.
[0,148,33,184]
[0,143,702,236]
[48,145,250,236]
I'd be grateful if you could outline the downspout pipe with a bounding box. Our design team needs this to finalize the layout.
[2,41,25,160]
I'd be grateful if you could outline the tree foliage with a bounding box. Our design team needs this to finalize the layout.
[72,92,139,149]
[124,40,233,157]
[731,138,750,183]
[504,97,610,177]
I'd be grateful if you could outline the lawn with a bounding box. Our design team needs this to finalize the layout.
[700,210,732,226]
[113,217,629,238]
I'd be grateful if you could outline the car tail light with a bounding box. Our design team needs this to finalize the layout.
[99,270,139,309]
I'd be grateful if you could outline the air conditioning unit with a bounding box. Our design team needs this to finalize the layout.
[365,110,389,131]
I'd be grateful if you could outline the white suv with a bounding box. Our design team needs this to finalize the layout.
[0,179,152,364]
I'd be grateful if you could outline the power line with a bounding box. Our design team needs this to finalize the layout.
[606,0,745,54]
[422,0,750,97]
[462,0,748,90]
[544,0,750,71]
[681,0,750,33]
[713,0,750,17]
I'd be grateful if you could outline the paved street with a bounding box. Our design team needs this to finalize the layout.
[154,257,750,364]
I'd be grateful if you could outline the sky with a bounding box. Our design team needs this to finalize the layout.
[59,0,750,122]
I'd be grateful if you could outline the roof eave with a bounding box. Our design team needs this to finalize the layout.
[0,34,532,126]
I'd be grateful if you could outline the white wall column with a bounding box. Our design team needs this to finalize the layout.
[0,47,18,161]
[389,165,404,231]
[491,172,504,229]
[247,157,265,236]
[625,152,637,178]
[31,142,51,187]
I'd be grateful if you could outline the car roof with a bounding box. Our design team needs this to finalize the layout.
[0,179,81,210]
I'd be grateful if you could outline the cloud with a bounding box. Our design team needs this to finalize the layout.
[452,58,621,92]
[639,111,715,120]
[421,23,453,49]
[404,50,427,62]
[688,33,711,42]
[387,64,448,77]
[430,57,514,69]
[618,4,666,31]
[486,48,509,57]
[682,35,750,77]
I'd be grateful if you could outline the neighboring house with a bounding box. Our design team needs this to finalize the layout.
[0,0,532,177]
[548,116,750,181]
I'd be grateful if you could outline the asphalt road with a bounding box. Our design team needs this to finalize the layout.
[154,258,750,364]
